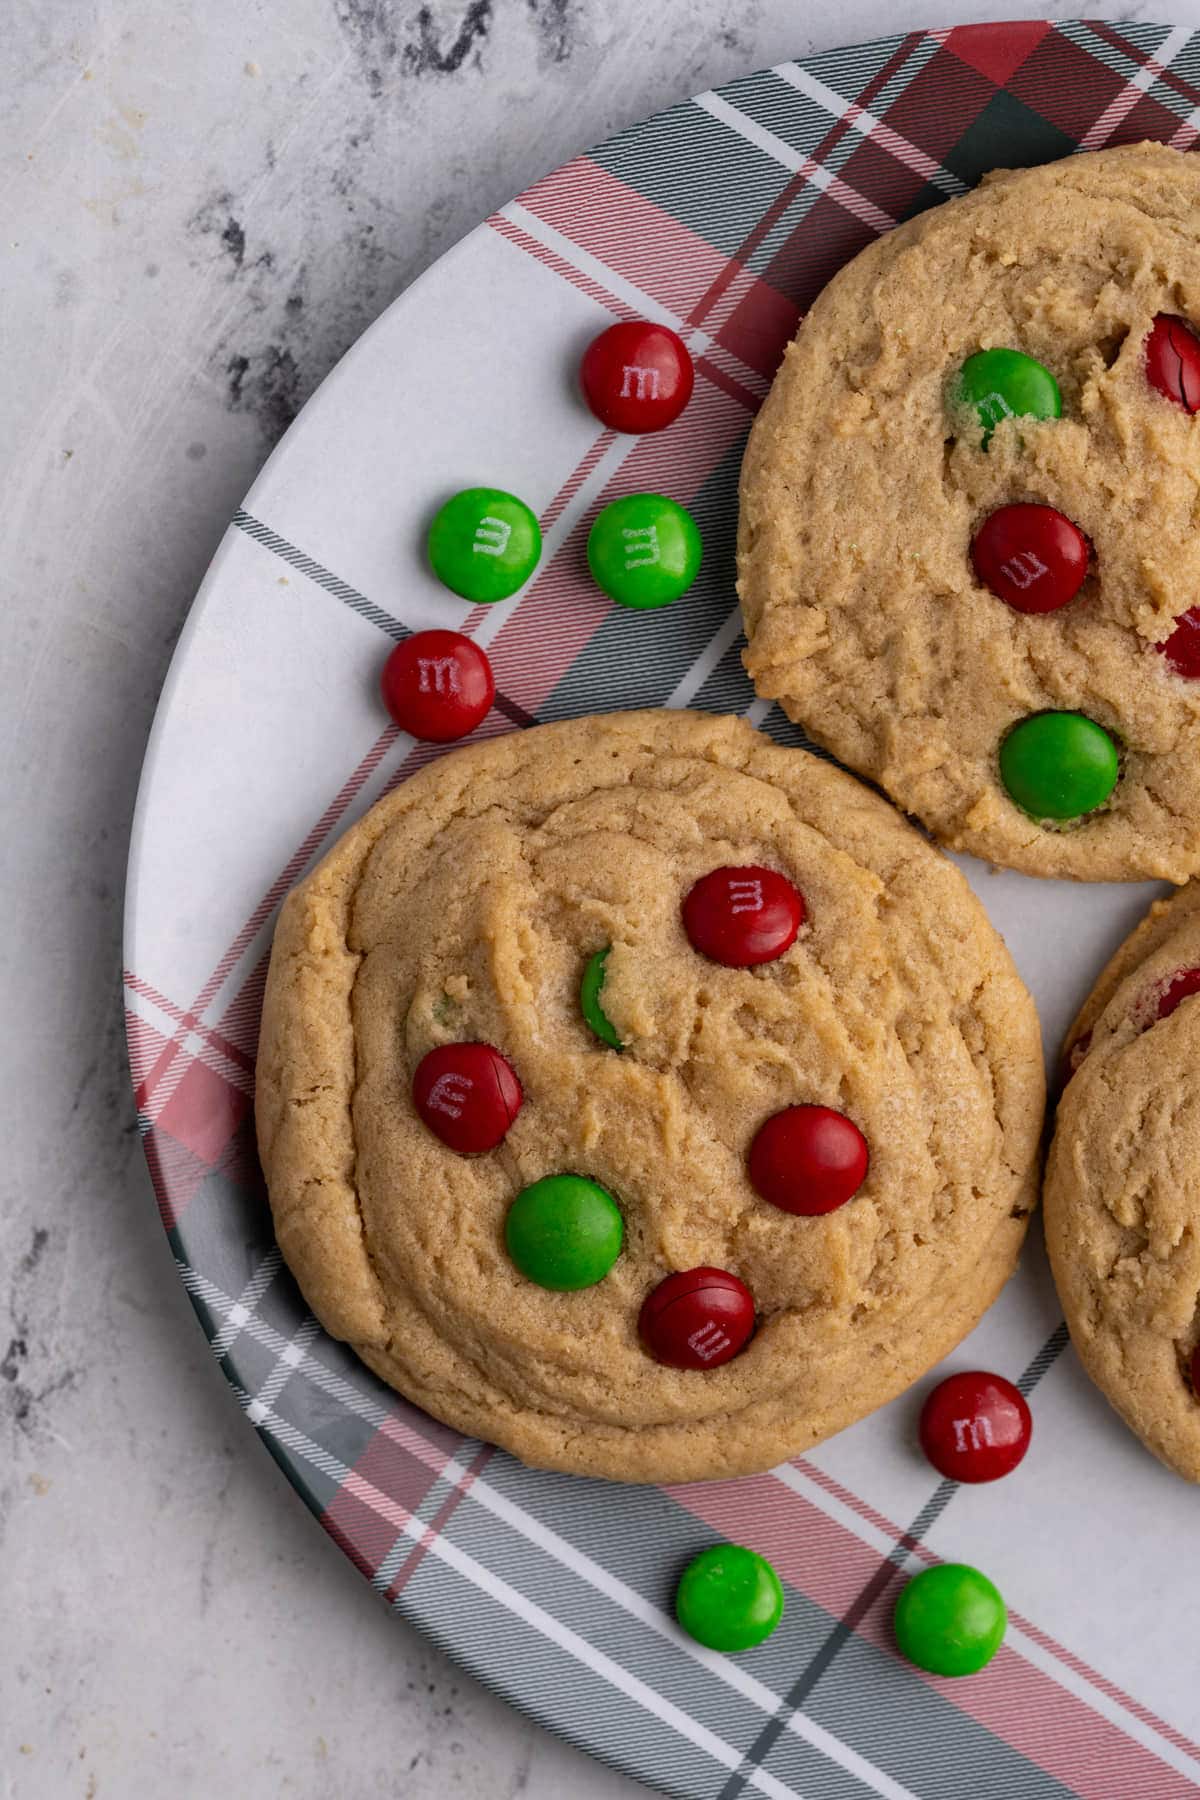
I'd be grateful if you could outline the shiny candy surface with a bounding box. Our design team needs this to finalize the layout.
[580,947,622,1049]
[412,1042,523,1154]
[1156,967,1200,1022]
[894,1564,1007,1678]
[681,865,804,967]
[639,1268,755,1371]
[971,503,1089,614]
[919,1370,1032,1483]
[381,630,495,741]
[998,712,1119,821]
[1145,313,1200,413]
[427,486,542,602]
[504,1175,624,1291]
[586,493,702,609]
[748,1105,869,1217]
[956,348,1061,445]
[1159,606,1200,679]
[675,1545,784,1653]
[581,320,695,433]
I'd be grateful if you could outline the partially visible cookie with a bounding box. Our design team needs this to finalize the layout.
[1046,883,1200,1480]
[738,142,1200,882]
[256,709,1044,1483]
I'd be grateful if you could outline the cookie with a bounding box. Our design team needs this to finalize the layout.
[256,710,1044,1482]
[1046,882,1200,1480]
[739,143,1200,882]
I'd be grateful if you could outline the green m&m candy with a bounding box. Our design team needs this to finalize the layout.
[427,486,541,602]
[580,947,622,1049]
[675,1544,784,1653]
[587,493,702,609]
[504,1175,623,1290]
[955,348,1061,446]
[894,1563,1006,1677]
[999,711,1119,821]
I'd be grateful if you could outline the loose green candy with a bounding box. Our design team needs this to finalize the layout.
[587,493,702,609]
[504,1175,623,1290]
[999,711,1119,821]
[580,947,623,1049]
[427,486,541,602]
[893,1563,1006,1677]
[675,1544,784,1653]
[955,348,1061,446]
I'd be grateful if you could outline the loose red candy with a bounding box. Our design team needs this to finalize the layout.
[381,630,494,742]
[971,503,1089,615]
[1145,313,1200,413]
[581,320,695,434]
[919,1370,1032,1483]
[412,1042,522,1154]
[682,866,804,967]
[1156,967,1200,1022]
[1159,606,1200,679]
[639,1268,755,1370]
[748,1104,868,1216]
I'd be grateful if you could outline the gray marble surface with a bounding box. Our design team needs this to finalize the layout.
[1,1,1188,1795]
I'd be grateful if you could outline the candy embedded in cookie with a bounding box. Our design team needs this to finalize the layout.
[639,1268,755,1371]
[413,1042,523,1153]
[579,946,623,1049]
[954,347,1061,446]
[1145,312,1200,413]
[747,1104,869,1217]
[681,865,804,967]
[998,711,1119,823]
[505,1174,624,1291]
[971,504,1089,614]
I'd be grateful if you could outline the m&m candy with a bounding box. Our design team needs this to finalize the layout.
[581,320,695,434]
[919,1370,1032,1483]
[587,493,702,610]
[955,348,1061,446]
[639,1268,755,1370]
[412,1042,523,1154]
[675,1544,784,1653]
[893,1563,1006,1677]
[1145,313,1200,413]
[427,486,541,602]
[748,1104,869,1216]
[1159,605,1200,678]
[998,712,1119,821]
[971,503,1089,614]
[1155,967,1200,1022]
[682,866,804,967]
[505,1175,624,1290]
[381,630,495,741]
[580,947,622,1049]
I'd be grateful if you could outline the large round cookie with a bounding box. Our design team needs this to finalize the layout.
[256,710,1044,1482]
[1047,882,1200,1481]
[739,143,1200,883]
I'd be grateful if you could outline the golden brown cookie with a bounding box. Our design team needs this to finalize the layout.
[256,710,1044,1482]
[1047,881,1200,1480]
[739,143,1200,882]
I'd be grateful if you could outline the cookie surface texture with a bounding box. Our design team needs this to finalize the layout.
[256,710,1044,1481]
[1047,880,1200,1481]
[739,143,1200,881]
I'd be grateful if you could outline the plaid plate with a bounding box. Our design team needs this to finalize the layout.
[125,23,1200,1800]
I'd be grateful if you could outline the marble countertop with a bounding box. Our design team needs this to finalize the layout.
[1,1,1187,1795]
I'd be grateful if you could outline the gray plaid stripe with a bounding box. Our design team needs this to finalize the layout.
[233,509,409,640]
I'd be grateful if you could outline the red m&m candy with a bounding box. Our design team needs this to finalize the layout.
[581,320,695,434]
[748,1104,869,1216]
[1145,312,1200,413]
[381,630,494,742]
[919,1370,1032,1483]
[1159,606,1200,679]
[639,1268,755,1370]
[682,866,804,967]
[1156,967,1200,1022]
[412,1042,522,1153]
[971,503,1089,614]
